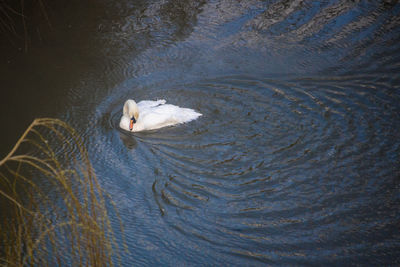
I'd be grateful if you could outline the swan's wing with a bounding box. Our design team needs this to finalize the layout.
[137,99,166,110]
[140,104,201,130]
[139,105,176,129]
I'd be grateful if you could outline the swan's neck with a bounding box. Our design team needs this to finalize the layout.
[124,100,139,120]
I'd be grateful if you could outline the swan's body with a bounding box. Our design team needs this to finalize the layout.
[119,99,202,132]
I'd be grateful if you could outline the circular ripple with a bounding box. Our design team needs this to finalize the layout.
[102,75,398,263]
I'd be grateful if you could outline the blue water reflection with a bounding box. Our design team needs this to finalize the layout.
[84,1,400,265]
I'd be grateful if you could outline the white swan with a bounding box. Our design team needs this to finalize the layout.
[119,99,202,132]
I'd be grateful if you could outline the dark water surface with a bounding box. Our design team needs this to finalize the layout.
[1,0,400,265]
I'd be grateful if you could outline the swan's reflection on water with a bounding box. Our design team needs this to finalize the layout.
[119,132,138,150]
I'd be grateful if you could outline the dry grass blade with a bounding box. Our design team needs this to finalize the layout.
[0,118,123,266]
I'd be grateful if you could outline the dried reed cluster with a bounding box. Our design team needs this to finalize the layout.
[0,118,121,266]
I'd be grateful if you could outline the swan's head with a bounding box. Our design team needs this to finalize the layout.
[123,99,139,131]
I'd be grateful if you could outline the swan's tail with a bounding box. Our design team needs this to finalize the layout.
[177,108,202,123]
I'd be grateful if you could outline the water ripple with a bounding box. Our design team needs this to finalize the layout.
[78,0,400,264]
[92,71,397,264]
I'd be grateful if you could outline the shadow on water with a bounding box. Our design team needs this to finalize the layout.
[119,132,138,150]
[1,0,400,265]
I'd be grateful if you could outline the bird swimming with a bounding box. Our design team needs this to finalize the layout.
[119,99,202,132]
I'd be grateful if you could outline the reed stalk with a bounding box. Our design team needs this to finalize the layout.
[0,118,121,266]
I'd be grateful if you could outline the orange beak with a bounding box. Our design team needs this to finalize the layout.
[129,118,134,131]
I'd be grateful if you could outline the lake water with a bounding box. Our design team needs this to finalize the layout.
[1,0,400,265]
